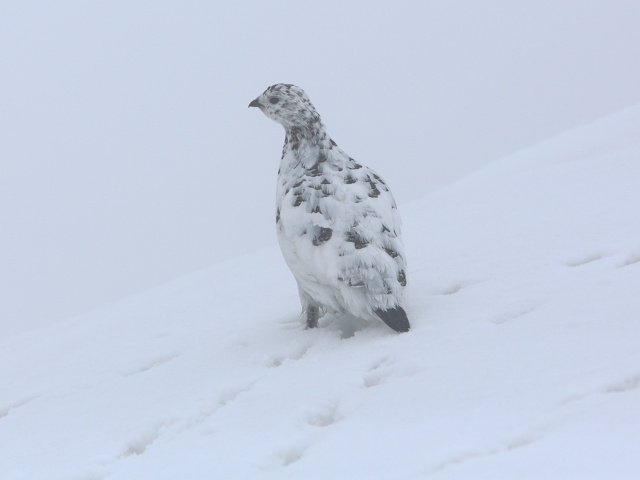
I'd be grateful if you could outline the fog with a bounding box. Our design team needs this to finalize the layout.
[2,1,639,335]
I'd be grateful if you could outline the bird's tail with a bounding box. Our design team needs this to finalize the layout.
[374,307,410,333]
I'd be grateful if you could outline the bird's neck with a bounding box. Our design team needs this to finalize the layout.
[285,121,332,148]
[282,122,333,170]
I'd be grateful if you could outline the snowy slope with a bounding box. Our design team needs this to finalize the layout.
[2,106,640,480]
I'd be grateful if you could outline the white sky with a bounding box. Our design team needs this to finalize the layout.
[2,1,640,335]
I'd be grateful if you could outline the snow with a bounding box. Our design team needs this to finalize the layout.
[2,106,640,479]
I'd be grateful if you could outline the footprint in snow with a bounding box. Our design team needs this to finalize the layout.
[259,442,310,470]
[123,353,180,377]
[565,252,608,267]
[363,357,393,388]
[265,344,312,368]
[490,303,540,325]
[121,422,166,457]
[0,396,38,419]
[619,253,640,268]
[605,373,640,394]
[304,402,342,427]
[435,283,466,296]
[560,373,640,407]
[566,251,640,269]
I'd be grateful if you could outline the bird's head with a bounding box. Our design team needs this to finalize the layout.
[249,84,322,130]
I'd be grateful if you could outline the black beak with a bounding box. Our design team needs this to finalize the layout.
[248,98,261,108]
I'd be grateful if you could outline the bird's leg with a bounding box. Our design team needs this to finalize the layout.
[306,303,320,329]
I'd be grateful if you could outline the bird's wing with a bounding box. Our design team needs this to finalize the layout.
[330,164,407,304]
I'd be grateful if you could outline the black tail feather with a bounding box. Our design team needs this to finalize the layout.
[374,307,410,333]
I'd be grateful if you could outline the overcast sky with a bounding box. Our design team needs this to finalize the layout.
[2,1,639,335]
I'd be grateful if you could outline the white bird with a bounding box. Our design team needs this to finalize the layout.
[249,84,409,332]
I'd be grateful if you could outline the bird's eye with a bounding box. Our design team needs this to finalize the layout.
[269,97,280,104]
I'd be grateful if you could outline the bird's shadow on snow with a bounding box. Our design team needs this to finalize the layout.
[319,313,387,339]
[275,312,396,340]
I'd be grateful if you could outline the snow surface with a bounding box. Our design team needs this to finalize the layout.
[2,106,640,479]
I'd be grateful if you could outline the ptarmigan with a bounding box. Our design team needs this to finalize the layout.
[249,84,410,333]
